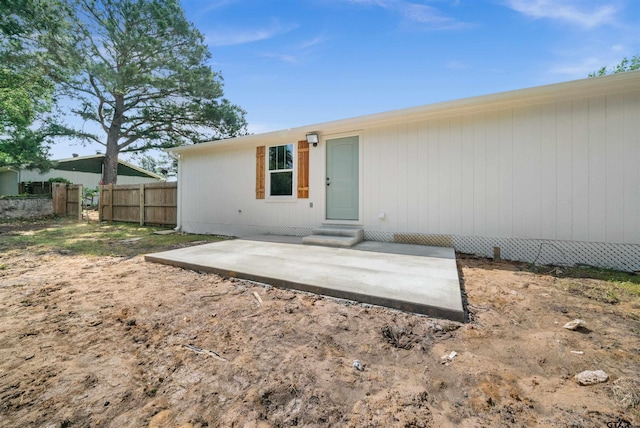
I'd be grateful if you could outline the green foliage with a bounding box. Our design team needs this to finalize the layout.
[132,152,177,179]
[83,187,98,198]
[553,265,640,304]
[0,127,52,169]
[563,265,640,285]
[83,187,99,207]
[588,55,640,77]
[0,0,57,131]
[48,177,72,184]
[42,0,247,184]
[0,67,53,131]
[0,0,72,169]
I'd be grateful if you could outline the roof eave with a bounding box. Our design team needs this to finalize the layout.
[43,154,162,179]
[116,158,165,180]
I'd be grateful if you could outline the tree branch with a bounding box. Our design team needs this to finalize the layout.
[88,75,110,133]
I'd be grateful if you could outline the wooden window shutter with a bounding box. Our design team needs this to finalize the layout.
[297,140,309,198]
[256,146,265,199]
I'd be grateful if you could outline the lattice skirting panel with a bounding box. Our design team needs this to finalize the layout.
[183,222,639,272]
[364,231,640,272]
[261,226,314,237]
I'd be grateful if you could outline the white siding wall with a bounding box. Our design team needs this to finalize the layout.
[180,89,640,247]
[363,89,640,245]
[19,169,159,189]
[180,144,325,236]
[0,170,19,195]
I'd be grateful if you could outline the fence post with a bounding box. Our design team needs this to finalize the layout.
[53,183,67,215]
[77,185,83,221]
[139,183,145,226]
[98,185,102,222]
[108,183,113,222]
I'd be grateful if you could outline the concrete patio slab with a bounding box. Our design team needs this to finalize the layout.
[145,238,464,322]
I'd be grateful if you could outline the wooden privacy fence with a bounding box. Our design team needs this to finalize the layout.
[99,182,177,226]
[19,181,53,195]
[52,183,83,220]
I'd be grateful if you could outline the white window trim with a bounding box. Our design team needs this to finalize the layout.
[266,143,297,201]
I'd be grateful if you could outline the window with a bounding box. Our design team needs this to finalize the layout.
[268,144,293,196]
[256,141,309,200]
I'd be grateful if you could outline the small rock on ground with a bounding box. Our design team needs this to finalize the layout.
[563,319,585,330]
[575,370,608,385]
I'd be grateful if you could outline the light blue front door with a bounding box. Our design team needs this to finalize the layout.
[326,136,359,220]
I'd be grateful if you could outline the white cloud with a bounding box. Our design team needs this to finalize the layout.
[504,0,619,28]
[246,122,287,134]
[205,21,298,47]
[549,57,603,76]
[298,36,327,50]
[348,0,391,6]
[203,0,238,11]
[347,0,471,30]
[547,40,635,78]
[260,52,299,64]
[445,60,468,69]
[254,35,327,65]
[398,3,471,30]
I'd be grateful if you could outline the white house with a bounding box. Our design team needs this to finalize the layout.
[169,71,640,272]
[0,154,163,195]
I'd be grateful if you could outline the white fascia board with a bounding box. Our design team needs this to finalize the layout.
[54,154,104,163]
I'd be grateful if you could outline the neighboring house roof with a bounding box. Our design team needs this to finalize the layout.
[51,154,163,180]
[169,70,640,154]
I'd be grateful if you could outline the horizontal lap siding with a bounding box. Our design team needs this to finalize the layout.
[363,89,640,244]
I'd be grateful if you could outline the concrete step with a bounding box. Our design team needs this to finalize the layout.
[311,226,364,240]
[302,234,362,248]
[303,226,364,248]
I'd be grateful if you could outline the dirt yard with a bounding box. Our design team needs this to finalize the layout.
[1,219,639,427]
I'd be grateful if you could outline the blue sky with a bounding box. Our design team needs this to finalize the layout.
[52,0,640,159]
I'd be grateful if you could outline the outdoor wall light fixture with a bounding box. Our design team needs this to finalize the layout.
[306,133,319,147]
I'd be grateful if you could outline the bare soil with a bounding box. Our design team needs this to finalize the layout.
[1,223,639,427]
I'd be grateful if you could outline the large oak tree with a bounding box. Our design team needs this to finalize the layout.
[46,0,247,184]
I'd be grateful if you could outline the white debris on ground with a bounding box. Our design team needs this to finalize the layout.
[563,319,586,330]
[352,360,365,371]
[441,351,457,365]
[575,370,609,386]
